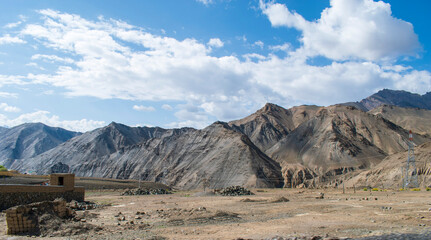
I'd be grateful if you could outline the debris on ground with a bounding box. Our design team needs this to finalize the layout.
[271,196,290,203]
[5,198,103,237]
[68,200,106,210]
[213,186,254,196]
[240,198,261,202]
[121,188,172,196]
[316,192,324,199]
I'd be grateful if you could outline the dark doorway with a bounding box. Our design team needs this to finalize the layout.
[59,177,64,185]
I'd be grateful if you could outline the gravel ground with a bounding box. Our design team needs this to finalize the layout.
[354,232,431,240]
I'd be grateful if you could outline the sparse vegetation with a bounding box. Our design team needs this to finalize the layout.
[0,165,7,172]
[411,188,421,191]
[372,188,379,191]
[363,188,368,191]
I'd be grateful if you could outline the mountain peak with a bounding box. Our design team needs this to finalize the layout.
[261,103,284,113]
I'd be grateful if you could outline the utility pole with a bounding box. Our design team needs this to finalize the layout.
[404,130,419,189]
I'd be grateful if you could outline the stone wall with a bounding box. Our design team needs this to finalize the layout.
[5,199,71,235]
[0,185,84,210]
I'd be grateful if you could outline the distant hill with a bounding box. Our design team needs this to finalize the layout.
[11,122,283,189]
[346,141,431,189]
[0,123,81,168]
[369,105,431,136]
[343,89,431,111]
[230,103,430,187]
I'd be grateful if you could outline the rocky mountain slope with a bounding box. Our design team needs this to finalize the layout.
[369,105,431,136]
[343,89,431,111]
[4,89,431,189]
[0,127,7,135]
[230,104,430,187]
[346,141,431,189]
[0,123,80,168]
[11,122,283,189]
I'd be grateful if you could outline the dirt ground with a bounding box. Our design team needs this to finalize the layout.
[1,188,431,240]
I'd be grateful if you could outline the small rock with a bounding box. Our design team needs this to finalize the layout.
[80,219,86,222]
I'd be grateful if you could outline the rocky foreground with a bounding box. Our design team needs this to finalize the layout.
[2,188,430,239]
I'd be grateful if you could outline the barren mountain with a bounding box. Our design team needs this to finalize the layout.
[231,104,430,187]
[12,122,283,189]
[346,141,431,189]
[0,123,80,168]
[344,89,431,111]
[0,126,7,135]
[229,103,320,153]
[369,105,431,136]
[5,89,431,190]
[10,122,173,172]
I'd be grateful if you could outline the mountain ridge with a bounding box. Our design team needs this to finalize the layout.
[343,89,431,111]
[3,89,431,189]
[0,123,81,168]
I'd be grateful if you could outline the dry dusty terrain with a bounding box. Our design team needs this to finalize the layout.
[1,188,431,239]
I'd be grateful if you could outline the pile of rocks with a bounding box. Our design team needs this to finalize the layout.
[214,186,254,196]
[121,188,172,196]
[68,200,104,210]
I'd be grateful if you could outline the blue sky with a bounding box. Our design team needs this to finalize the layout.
[0,0,430,132]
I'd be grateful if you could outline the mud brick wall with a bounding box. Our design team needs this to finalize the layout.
[0,185,84,210]
[5,199,71,235]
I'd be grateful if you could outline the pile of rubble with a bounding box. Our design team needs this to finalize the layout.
[214,186,254,196]
[68,200,105,210]
[121,188,172,196]
[5,199,103,237]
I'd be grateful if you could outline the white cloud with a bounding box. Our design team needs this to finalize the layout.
[0,8,427,129]
[4,21,22,29]
[269,43,291,52]
[133,105,156,112]
[162,104,173,111]
[253,40,264,49]
[0,92,18,98]
[0,75,26,87]
[208,38,224,48]
[31,54,74,64]
[260,0,420,61]
[0,34,26,45]
[196,0,213,6]
[0,103,20,113]
[0,110,105,132]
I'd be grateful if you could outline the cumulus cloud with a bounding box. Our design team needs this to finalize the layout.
[208,38,224,48]
[0,7,427,128]
[0,103,20,113]
[260,0,420,61]
[0,110,105,132]
[133,105,156,112]
[0,34,26,45]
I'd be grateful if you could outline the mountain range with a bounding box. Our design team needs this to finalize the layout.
[343,89,431,111]
[1,89,431,189]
